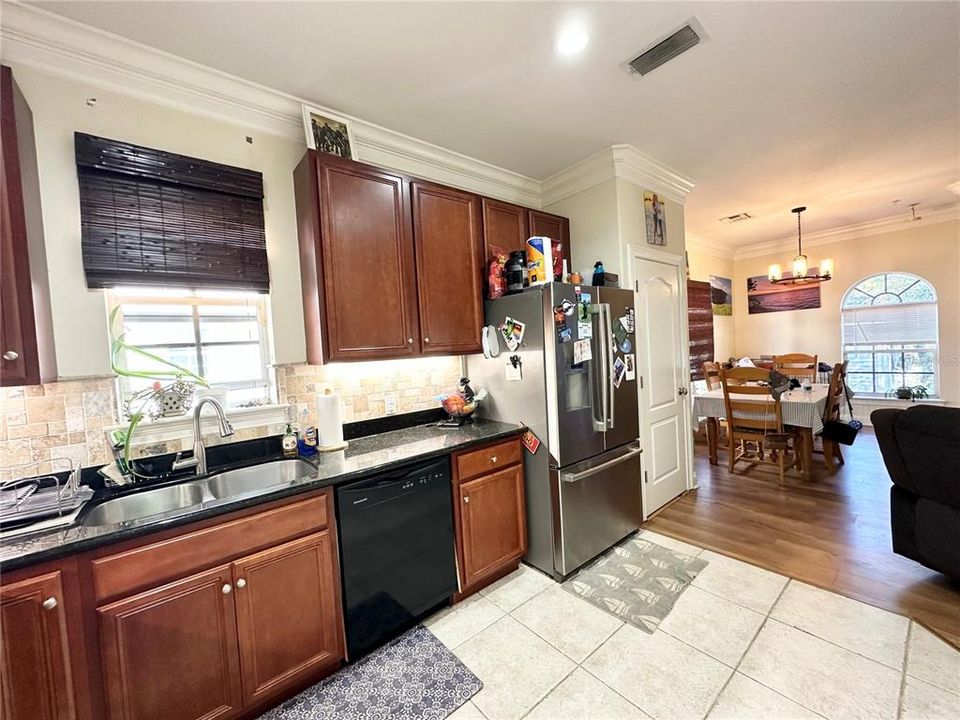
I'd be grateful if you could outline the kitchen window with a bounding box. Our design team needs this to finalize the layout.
[110,289,274,408]
[841,272,939,397]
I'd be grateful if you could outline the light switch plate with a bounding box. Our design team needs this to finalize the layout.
[384,393,398,415]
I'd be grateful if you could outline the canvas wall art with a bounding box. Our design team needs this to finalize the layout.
[747,274,821,314]
[643,191,666,246]
[709,275,732,315]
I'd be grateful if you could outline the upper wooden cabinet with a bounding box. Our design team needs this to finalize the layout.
[294,151,571,362]
[1,65,55,386]
[528,209,571,273]
[295,152,419,363]
[481,198,528,260]
[412,181,483,354]
[0,570,77,720]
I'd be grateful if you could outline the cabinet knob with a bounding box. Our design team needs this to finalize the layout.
[2,350,18,361]
[221,583,232,595]
[407,338,414,344]
[463,496,470,504]
[41,596,58,611]
[490,456,498,463]
[424,337,430,343]
[236,578,247,589]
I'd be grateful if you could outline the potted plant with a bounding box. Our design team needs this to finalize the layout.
[887,385,929,402]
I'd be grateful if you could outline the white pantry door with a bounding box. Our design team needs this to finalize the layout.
[634,257,690,516]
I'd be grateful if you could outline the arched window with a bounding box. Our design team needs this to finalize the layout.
[841,273,939,396]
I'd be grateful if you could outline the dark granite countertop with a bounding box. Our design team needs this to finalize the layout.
[0,419,522,572]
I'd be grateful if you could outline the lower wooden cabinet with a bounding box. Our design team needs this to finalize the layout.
[0,571,76,720]
[453,438,527,594]
[98,565,242,720]
[233,531,342,706]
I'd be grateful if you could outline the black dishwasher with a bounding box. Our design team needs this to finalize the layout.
[336,457,457,659]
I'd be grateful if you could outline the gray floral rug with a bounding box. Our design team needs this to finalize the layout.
[259,625,481,720]
[562,534,708,633]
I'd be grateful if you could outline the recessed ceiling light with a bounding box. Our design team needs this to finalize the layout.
[555,28,588,56]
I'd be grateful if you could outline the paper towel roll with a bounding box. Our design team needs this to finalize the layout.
[316,391,348,451]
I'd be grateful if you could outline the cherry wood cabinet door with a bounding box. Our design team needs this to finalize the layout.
[315,154,419,361]
[411,181,483,354]
[97,565,242,720]
[1,571,75,720]
[528,209,571,273]
[481,198,528,261]
[456,465,527,588]
[231,531,344,706]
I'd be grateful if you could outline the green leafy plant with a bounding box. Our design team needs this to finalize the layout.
[108,306,208,472]
[886,385,929,402]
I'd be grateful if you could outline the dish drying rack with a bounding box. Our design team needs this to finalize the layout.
[0,458,94,532]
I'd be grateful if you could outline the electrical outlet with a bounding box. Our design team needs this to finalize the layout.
[384,393,399,415]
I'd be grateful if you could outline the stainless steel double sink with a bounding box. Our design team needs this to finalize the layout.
[80,459,317,528]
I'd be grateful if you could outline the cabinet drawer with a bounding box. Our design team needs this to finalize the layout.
[456,438,522,482]
[91,492,329,604]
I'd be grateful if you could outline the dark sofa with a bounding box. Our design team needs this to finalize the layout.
[872,406,960,578]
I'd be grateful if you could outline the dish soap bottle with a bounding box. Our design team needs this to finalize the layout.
[282,423,298,458]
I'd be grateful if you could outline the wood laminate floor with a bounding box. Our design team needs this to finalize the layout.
[643,428,960,648]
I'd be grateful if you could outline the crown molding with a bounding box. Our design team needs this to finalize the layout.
[684,232,736,260]
[0,0,541,206]
[732,204,960,260]
[541,144,696,207]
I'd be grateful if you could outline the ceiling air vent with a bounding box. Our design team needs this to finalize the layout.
[629,24,701,76]
[718,213,753,224]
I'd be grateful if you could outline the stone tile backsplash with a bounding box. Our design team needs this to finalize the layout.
[1,356,463,479]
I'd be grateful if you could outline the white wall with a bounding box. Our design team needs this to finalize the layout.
[614,178,686,261]
[732,219,960,404]
[686,247,736,363]
[542,178,620,279]
[13,66,308,376]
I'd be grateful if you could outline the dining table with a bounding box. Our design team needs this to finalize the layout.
[693,384,832,478]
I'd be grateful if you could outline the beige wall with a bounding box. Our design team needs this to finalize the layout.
[543,178,620,279]
[12,66,309,376]
[686,248,736,363]
[614,178,686,260]
[732,219,960,404]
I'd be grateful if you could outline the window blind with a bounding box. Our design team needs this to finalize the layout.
[841,303,938,345]
[76,133,269,292]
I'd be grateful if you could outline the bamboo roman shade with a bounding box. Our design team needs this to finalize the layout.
[687,279,715,381]
[76,133,269,292]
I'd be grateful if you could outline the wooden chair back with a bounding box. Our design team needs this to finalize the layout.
[702,361,722,391]
[719,366,783,439]
[823,361,849,422]
[772,353,818,381]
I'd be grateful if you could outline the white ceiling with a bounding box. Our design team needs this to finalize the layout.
[27,1,960,247]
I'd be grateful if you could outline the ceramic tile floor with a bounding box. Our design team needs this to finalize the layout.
[428,530,960,720]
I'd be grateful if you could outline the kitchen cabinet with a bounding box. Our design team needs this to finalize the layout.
[452,438,527,594]
[528,209,571,273]
[93,489,344,720]
[295,150,572,362]
[232,531,342,706]
[0,570,76,720]
[411,181,483,354]
[98,565,243,720]
[295,151,419,363]
[481,198,528,260]
[0,65,55,386]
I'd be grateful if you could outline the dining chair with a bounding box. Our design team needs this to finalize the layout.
[719,366,801,484]
[702,361,722,391]
[818,361,849,474]
[772,353,818,382]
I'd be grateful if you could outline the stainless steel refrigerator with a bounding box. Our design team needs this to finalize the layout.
[466,282,642,580]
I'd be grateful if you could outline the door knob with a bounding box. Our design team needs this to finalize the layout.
[236,578,247,589]
[221,583,232,594]
[41,596,58,611]
[2,350,18,361]
[678,387,689,396]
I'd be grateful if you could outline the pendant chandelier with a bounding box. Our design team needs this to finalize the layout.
[767,206,833,284]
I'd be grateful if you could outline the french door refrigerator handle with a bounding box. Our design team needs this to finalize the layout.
[561,445,643,483]
[590,305,607,431]
[604,303,615,429]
